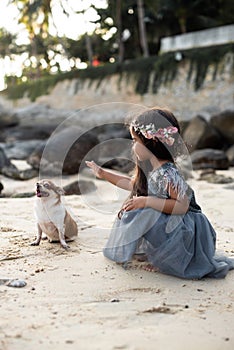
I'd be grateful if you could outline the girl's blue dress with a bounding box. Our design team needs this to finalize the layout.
[103,162,234,279]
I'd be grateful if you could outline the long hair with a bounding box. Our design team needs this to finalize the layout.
[129,107,181,198]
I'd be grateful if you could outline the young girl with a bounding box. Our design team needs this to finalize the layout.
[86,107,234,279]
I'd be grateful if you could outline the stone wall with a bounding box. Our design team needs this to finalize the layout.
[0,54,233,121]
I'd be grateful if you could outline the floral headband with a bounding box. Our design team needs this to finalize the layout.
[131,121,178,146]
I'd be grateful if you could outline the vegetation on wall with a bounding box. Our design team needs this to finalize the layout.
[3,43,234,102]
[185,44,234,90]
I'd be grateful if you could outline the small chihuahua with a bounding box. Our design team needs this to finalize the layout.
[31,179,78,250]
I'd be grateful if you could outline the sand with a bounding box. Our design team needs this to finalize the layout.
[0,166,234,350]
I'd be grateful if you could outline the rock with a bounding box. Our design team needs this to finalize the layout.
[0,146,13,168]
[27,143,46,170]
[226,144,234,166]
[0,279,27,288]
[0,146,20,178]
[0,104,19,128]
[0,146,38,179]
[97,139,133,173]
[96,136,131,159]
[210,109,234,145]
[1,124,56,142]
[183,116,223,151]
[36,126,99,175]
[11,192,35,198]
[179,120,190,135]
[3,140,46,160]
[94,123,130,142]
[199,168,216,176]
[0,165,20,179]
[14,103,72,126]
[191,149,229,170]
[101,158,135,173]
[18,168,38,180]
[199,169,233,184]
[63,180,96,195]
[28,143,64,176]
[177,157,193,179]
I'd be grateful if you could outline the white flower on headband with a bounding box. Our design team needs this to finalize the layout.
[131,121,178,146]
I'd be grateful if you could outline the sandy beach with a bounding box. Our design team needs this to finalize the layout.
[0,166,234,350]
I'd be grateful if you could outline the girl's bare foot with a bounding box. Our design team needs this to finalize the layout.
[142,264,159,272]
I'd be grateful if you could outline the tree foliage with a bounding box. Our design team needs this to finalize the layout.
[0,0,233,86]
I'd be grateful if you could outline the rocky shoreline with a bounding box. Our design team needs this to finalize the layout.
[0,103,234,197]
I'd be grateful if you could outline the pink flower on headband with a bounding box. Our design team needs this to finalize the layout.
[131,121,178,146]
[154,126,178,145]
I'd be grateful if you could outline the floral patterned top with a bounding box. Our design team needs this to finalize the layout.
[148,162,201,212]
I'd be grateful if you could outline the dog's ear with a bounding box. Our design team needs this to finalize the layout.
[55,186,65,196]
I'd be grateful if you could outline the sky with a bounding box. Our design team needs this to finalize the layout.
[0,0,108,90]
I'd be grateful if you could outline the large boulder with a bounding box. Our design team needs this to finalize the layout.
[94,123,130,142]
[191,148,229,170]
[198,169,233,184]
[0,146,38,180]
[63,180,96,195]
[0,146,14,169]
[0,104,18,128]
[1,124,56,142]
[14,103,72,126]
[0,181,3,194]
[210,109,234,145]
[27,143,45,170]
[0,146,20,178]
[98,144,134,174]
[3,140,46,160]
[28,126,99,175]
[1,166,38,180]
[226,144,234,166]
[183,116,223,152]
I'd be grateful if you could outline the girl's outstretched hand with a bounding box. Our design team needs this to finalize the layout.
[85,161,103,179]
[123,196,146,211]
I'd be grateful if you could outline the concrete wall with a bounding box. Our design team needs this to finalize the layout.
[161,25,234,53]
[0,54,233,121]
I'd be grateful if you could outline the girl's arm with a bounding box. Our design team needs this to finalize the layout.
[123,184,189,215]
[85,161,133,191]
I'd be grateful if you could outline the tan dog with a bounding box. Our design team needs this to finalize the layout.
[31,179,78,250]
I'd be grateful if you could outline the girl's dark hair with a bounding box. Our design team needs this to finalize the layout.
[130,107,181,198]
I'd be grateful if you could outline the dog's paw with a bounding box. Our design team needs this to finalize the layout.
[61,243,70,250]
[30,241,40,246]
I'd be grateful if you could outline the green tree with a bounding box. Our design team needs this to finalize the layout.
[156,0,234,34]
[8,0,53,77]
[3,0,234,87]
[0,29,18,57]
[137,0,149,57]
